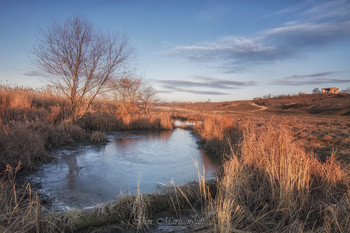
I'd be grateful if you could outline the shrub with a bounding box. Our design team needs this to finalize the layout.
[0,123,48,171]
[90,131,107,143]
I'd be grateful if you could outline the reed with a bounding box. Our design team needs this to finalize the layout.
[204,122,349,232]
[0,85,174,172]
[0,163,50,233]
[78,112,173,131]
[193,115,243,159]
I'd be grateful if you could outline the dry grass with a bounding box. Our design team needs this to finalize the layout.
[198,120,350,232]
[90,131,107,143]
[33,180,213,232]
[0,85,176,232]
[253,93,350,115]
[0,120,94,172]
[1,85,349,232]
[0,163,60,233]
[0,85,174,173]
[157,100,261,114]
[0,122,48,170]
[78,112,173,131]
[287,117,350,164]
[193,115,244,160]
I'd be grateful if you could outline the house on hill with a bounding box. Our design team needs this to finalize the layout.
[322,87,339,94]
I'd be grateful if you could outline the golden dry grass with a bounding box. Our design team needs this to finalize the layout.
[195,118,350,232]
[0,85,176,232]
[0,163,44,233]
[1,85,349,232]
[0,85,174,173]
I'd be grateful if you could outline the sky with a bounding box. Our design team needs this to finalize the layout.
[0,0,349,102]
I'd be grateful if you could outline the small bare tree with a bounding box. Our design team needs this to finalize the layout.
[139,85,158,113]
[33,16,133,123]
[112,76,142,114]
[110,76,157,114]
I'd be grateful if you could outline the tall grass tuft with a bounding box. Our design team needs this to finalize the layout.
[0,163,41,232]
[78,113,173,131]
[0,123,48,170]
[193,115,243,159]
[207,122,349,232]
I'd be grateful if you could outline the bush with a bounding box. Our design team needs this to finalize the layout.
[0,123,48,170]
[0,121,91,172]
[90,131,107,143]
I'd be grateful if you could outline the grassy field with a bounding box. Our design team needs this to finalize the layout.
[0,86,349,232]
[253,93,350,116]
[189,114,349,232]
[159,95,350,164]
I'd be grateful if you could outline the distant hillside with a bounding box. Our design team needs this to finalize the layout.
[157,100,261,114]
[253,93,350,116]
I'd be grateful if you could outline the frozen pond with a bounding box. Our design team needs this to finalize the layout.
[26,128,217,210]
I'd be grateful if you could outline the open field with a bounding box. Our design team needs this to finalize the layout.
[156,100,263,115]
[0,87,349,232]
[254,93,350,116]
[157,93,350,116]
[158,94,350,164]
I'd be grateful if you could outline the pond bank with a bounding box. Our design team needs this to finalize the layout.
[44,180,217,232]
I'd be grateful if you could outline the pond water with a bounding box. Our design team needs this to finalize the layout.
[26,128,217,210]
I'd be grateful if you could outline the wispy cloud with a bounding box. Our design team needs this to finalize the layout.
[166,36,279,61]
[165,0,350,73]
[263,0,315,18]
[274,70,350,86]
[159,78,254,89]
[23,70,44,77]
[263,20,350,48]
[285,71,346,79]
[275,78,350,86]
[156,76,256,96]
[303,0,350,22]
[159,85,228,95]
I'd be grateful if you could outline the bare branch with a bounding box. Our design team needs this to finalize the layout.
[33,16,133,123]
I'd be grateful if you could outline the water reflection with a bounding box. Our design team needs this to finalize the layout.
[115,130,173,149]
[62,155,78,189]
[27,128,217,210]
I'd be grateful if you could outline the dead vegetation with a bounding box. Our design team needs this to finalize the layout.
[0,85,173,171]
[253,93,350,115]
[195,118,350,232]
[0,85,174,232]
[0,163,45,233]
[41,115,349,232]
[1,85,349,232]
[157,100,261,115]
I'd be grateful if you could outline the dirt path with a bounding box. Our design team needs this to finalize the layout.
[250,102,268,111]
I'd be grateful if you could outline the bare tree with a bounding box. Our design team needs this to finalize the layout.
[111,76,142,114]
[33,16,133,123]
[110,76,158,114]
[139,85,158,113]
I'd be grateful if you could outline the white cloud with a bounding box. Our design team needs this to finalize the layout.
[165,0,350,73]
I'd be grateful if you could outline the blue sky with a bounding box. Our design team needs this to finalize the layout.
[0,0,349,101]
